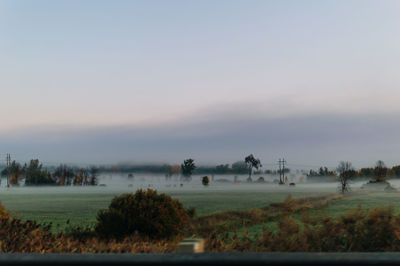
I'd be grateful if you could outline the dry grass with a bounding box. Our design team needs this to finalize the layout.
[187,193,343,241]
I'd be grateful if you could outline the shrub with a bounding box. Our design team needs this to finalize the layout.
[202,176,210,186]
[95,189,188,239]
[0,201,178,253]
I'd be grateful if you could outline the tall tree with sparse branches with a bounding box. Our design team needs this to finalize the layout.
[245,154,262,182]
[337,161,355,194]
[374,160,387,182]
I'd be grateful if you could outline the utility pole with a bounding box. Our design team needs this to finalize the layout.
[6,154,11,188]
[278,158,286,184]
[282,158,286,184]
[278,159,282,184]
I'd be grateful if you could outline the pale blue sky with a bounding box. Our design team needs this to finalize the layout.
[1,0,400,167]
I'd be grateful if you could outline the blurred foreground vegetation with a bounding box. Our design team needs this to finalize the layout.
[2,190,400,252]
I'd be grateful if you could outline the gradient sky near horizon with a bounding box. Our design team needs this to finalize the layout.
[1,0,400,168]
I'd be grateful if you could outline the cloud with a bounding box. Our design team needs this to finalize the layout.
[1,106,400,169]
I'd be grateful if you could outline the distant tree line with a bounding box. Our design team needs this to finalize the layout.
[306,167,337,182]
[97,161,269,176]
[306,160,400,181]
[5,157,399,187]
[307,167,336,177]
[1,159,98,186]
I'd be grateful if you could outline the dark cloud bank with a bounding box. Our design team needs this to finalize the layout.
[1,113,400,169]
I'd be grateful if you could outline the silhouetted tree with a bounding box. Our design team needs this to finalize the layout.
[374,160,387,182]
[73,170,84,186]
[53,164,75,186]
[181,159,196,182]
[24,159,54,186]
[337,161,355,194]
[8,161,23,186]
[89,166,98,185]
[54,164,74,186]
[245,154,262,182]
[392,165,400,177]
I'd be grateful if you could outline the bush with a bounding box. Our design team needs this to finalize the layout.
[95,189,188,239]
[202,176,210,186]
[0,201,177,253]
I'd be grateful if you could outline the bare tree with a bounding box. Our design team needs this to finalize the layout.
[337,161,355,194]
[374,160,387,182]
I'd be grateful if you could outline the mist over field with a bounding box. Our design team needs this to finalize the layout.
[4,0,400,256]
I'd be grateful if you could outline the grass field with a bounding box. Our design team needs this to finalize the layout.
[1,181,400,233]
[0,183,334,231]
[319,192,400,217]
[232,189,400,240]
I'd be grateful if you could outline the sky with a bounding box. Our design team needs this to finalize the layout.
[1,0,400,169]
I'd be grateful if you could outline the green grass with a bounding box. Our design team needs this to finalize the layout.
[320,192,400,218]
[2,184,398,240]
[170,190,328,216]
[2,178,400,251]
[227,221,278,239]
[0,185,330,232]
[0,192,112,231]
[231,191,400,240]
